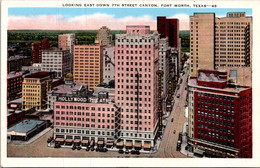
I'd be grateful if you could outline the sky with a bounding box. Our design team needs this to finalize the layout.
[8,8,252,30]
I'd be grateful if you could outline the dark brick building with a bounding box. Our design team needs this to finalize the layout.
[157,16,179,48]
[188,69,252,158]
[32,39,50,63]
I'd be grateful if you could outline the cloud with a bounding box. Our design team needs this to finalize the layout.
[8,13,189,30]
[169,14,190,30]
[8,13,157,30]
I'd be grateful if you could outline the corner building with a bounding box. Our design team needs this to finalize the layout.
[188,69,252,158]
[115,26,159,149]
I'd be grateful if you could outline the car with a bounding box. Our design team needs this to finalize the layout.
[185,87,187,90]
[131,150,136,154]
[119,149,124,154]
[177,94,180,98]
[125,150,129,154]
[86,147,90,151]
[173,130,176,134]
[171,118,174,122]
[185,146,189,150]
[77,146,81,150]
[136,150,140,155]
[54,143,61,148]
[96,147,100,152]
[90,147,95,151]
[72,146,76,150]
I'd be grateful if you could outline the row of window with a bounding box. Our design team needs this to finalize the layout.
[56,105,114,111]
[117,56,151,60]
[117,38,152,43]
[56,128,114,136]
[55,117,114,123]
[56,111,114,117]
[55,122,115,129]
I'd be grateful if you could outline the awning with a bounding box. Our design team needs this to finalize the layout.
[116,141,124,146]
[106,142,113,146]
[126,142,132,147]
[74,139,81,143]
[55,138,64,142]
[65,139,73,143]
[134,142,142,148]
[144,143,151,149]
[82,140,89,144]
[98,140,104,145]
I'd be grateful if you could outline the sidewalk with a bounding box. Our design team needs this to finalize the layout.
[179,122,199,158]
[8,127,52,145]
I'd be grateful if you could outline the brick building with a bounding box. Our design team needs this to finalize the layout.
[7,71,23,101]
[32,39,50,63]
[73,40,103,91]
[188,69,252,158]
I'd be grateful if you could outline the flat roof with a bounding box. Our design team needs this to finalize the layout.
[8,97,22,104]
[8,119,45,134]
[24,72,51,79]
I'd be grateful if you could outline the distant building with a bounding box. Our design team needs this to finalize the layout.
[189,12,252,77]
[73,40,103,91]
[96,26,113,47]
[58,33,75,73]
[115,25,160,149]
[8,55,31,73]
[42,49,71,78]
[157,16,179,48]
[7,71,23,101]
[47,73,88,111]
[103,47,115,83]
[188,69,252,158]
[32,39,50,63]
[158,38,170,111]
[8,119,48,141]
[22,72,53,110]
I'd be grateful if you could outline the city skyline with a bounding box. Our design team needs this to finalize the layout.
[8,8,252,30]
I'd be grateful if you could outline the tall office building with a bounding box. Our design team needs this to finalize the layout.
[22,72,53,110]
[189,12,252,82]
[58,33,75,73]
[188,69,252,158]
[73,40,103,91]
[103,47,115,84]
[32,39,50,63]
[157,16,179,48]
[96,26,113,47]
[115,26,160,149]
[42,49,71,78]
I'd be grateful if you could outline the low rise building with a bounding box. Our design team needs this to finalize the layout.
[8,55,31,73]
[7,109,25,128]
[8,119,48,141]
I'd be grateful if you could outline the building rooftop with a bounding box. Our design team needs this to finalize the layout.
[189,78,249,93]
[7,72,23,79]
[8,119,45,134]
[8,97,22,104]
[24,72,52,79]
[8,55,30,62]
[198,72,226,83]
[53,81,83,94]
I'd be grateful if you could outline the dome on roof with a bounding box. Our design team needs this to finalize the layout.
[65,73,73,79]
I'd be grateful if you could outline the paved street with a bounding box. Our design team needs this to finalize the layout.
[7,62,190,158]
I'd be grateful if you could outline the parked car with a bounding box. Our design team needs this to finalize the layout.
[131,150,136,154]
[90,147,95,151]
[119,149,124,154]
[77,146,81,150]
[136,150,140,155]
[177,94,180,98]
[171,118,174,122]
[86,147,90,151]
[72,146,76,150]
[125,149,129,154]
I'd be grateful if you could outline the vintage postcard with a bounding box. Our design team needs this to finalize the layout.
[1,0,260,167]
